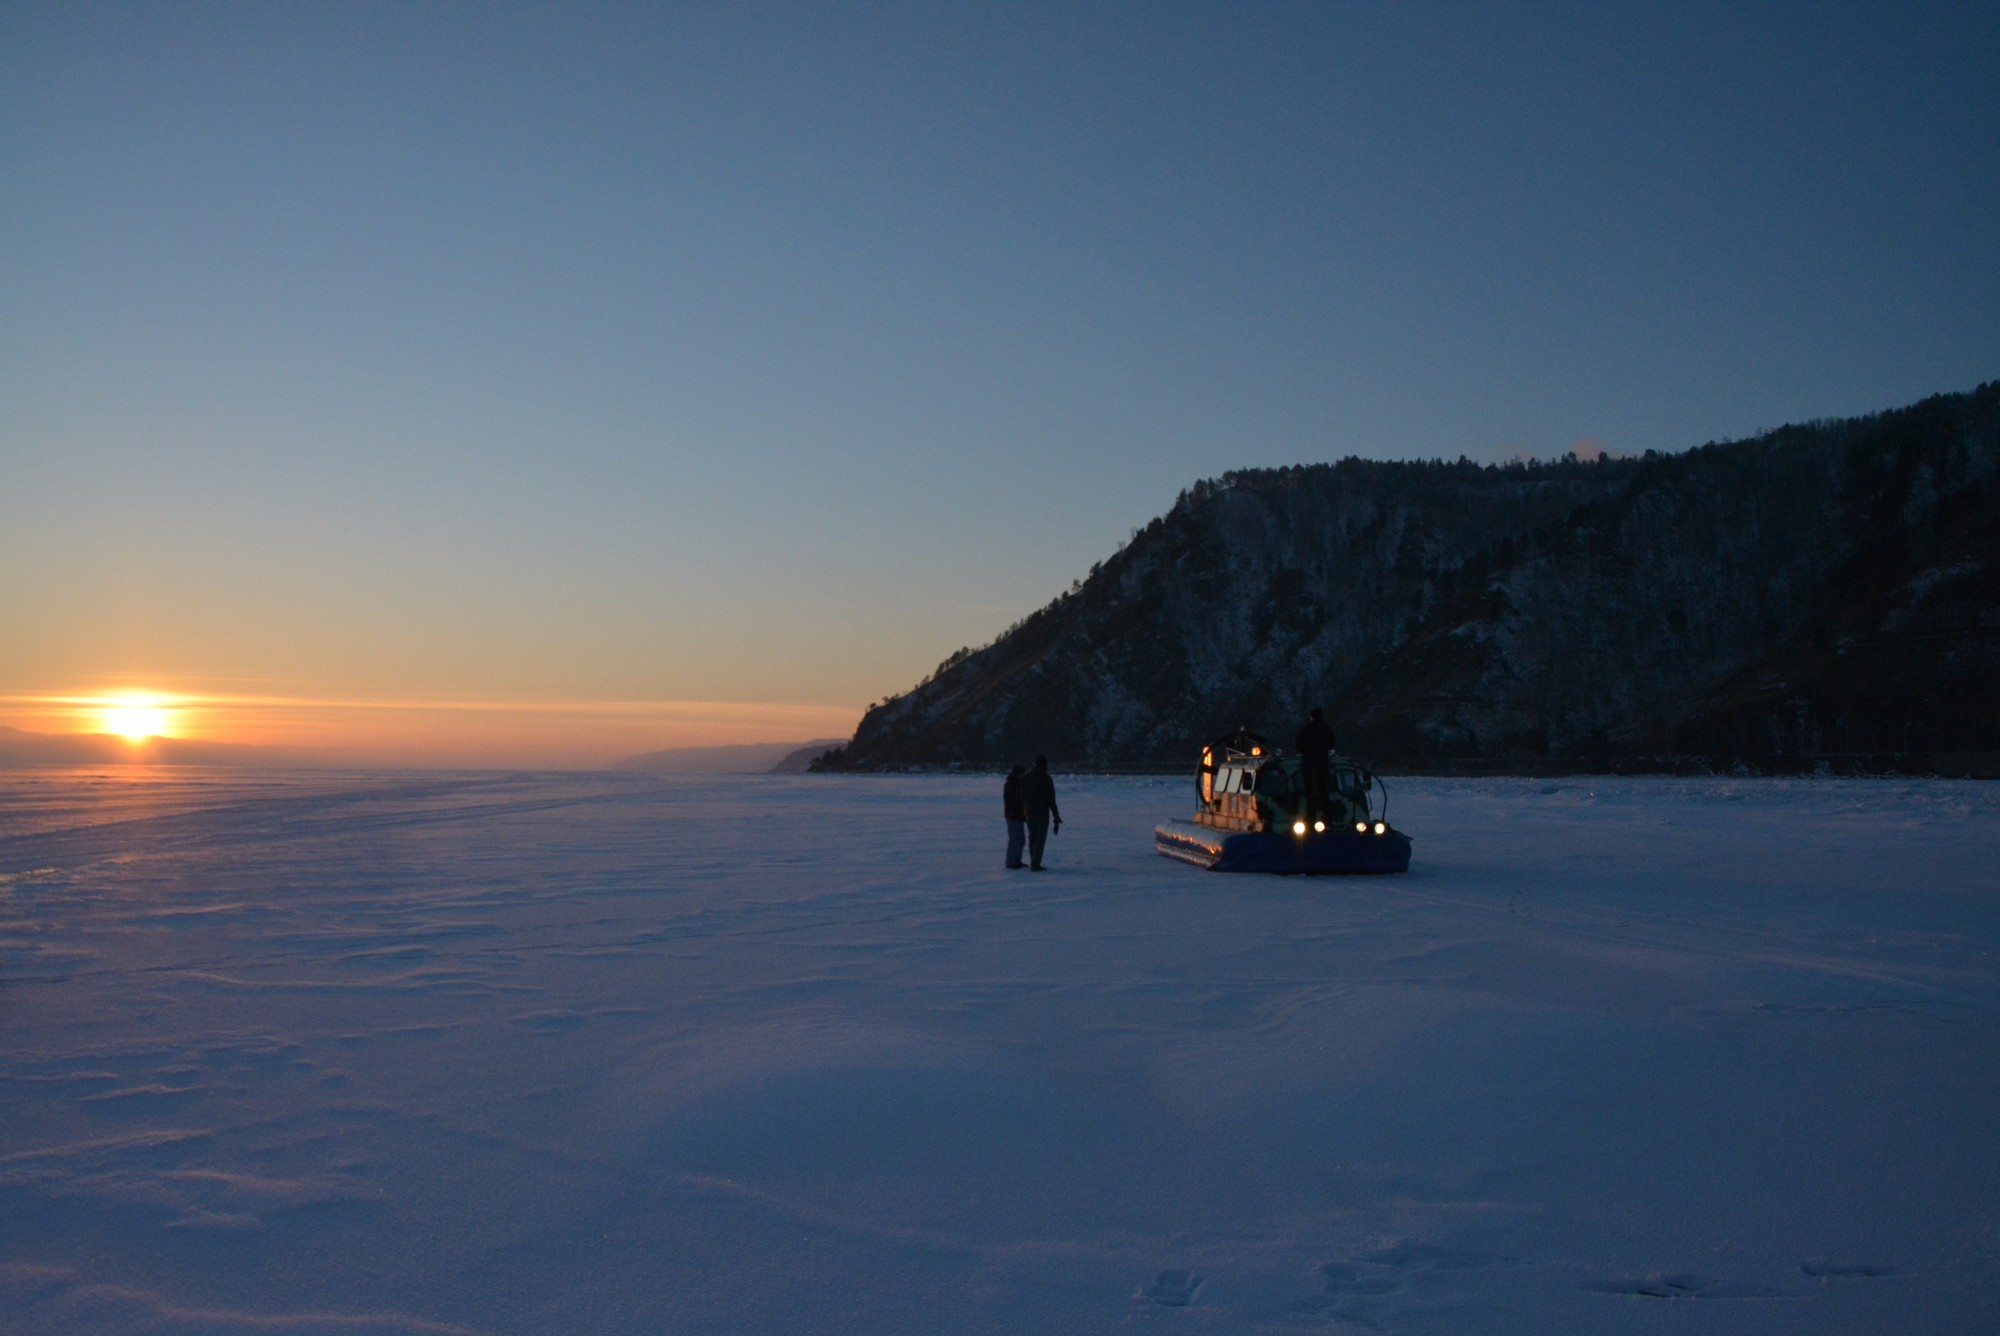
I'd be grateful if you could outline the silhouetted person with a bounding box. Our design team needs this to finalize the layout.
[1295,707,1338,822]
[1002,765,1028,869]
[1023,754,1062,870]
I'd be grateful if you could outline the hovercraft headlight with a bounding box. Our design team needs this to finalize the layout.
[1373,821,1387,835]
[1312,820,1325,833]
[1292,820,1307,836]
[1355,821,1368,833]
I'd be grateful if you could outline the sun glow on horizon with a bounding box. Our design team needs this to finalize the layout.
[97,693,176,741]
[0,687,861,768]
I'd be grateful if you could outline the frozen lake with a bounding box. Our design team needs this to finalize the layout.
[3,768,1996,1333]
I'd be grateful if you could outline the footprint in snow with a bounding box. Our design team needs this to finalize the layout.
[1317,1261,1399,1297]
[1298,1242,1513,1320]
[1801,1261,1903,1279]
[1357,1242,1514,1271]
[1139,1269,1202,1307]
[1581,1272,1785,1300]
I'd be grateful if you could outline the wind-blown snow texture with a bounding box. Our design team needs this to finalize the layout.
[3,768,1996,1333]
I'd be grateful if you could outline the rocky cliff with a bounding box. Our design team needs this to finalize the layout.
[821,384,2000,771]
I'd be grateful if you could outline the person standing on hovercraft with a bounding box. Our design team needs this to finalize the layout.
[1002,765,1028,869]
[1023,755,1062,870]
[1295,707,1338,824]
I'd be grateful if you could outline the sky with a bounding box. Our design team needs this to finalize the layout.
[3,1,1996,767]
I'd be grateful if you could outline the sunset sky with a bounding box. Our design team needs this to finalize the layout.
[4,2,1995,767]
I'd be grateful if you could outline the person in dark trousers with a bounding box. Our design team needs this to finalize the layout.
[1295,707,1338,823]
[1022,754,1062,870]
[1002,765,1028,869]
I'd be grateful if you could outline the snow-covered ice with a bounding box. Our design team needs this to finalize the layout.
[2,768,1996,1332]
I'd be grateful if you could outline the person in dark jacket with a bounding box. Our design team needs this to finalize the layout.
[1002,765,1028,869]
[1022,754,1062,870]
[1295,707,1338,822]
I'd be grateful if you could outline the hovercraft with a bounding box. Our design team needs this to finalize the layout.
[1155,728,1412,874]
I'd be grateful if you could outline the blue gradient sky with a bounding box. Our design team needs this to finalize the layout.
[4,2,1995,764]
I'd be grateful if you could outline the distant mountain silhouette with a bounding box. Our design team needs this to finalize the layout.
[611,739,848,775]
[818,383,1999,773]
[0,726,313,768]
[768,741,849,774]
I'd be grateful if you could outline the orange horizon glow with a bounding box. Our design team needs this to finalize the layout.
[97,692,176,741]
[1,688,860,770]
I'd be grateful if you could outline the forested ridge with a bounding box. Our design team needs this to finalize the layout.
[819,383,2000,772]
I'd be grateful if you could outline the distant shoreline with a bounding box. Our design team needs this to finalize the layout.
[5,750,1990,781]
[812,751,2000,780]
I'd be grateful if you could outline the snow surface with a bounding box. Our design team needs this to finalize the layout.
[2,768,1996,1333]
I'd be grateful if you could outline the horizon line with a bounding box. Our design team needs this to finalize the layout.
[0,691,862,717]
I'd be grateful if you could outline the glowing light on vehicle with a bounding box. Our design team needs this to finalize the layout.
[1355,821,1368,833]
[1313,820,1325,833]
[1292,820,1307,835]
[1373,822,1387,835]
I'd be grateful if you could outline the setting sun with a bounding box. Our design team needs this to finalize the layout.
[98,695,174,741]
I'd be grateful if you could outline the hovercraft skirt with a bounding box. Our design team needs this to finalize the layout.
[1154,819,1411,874]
